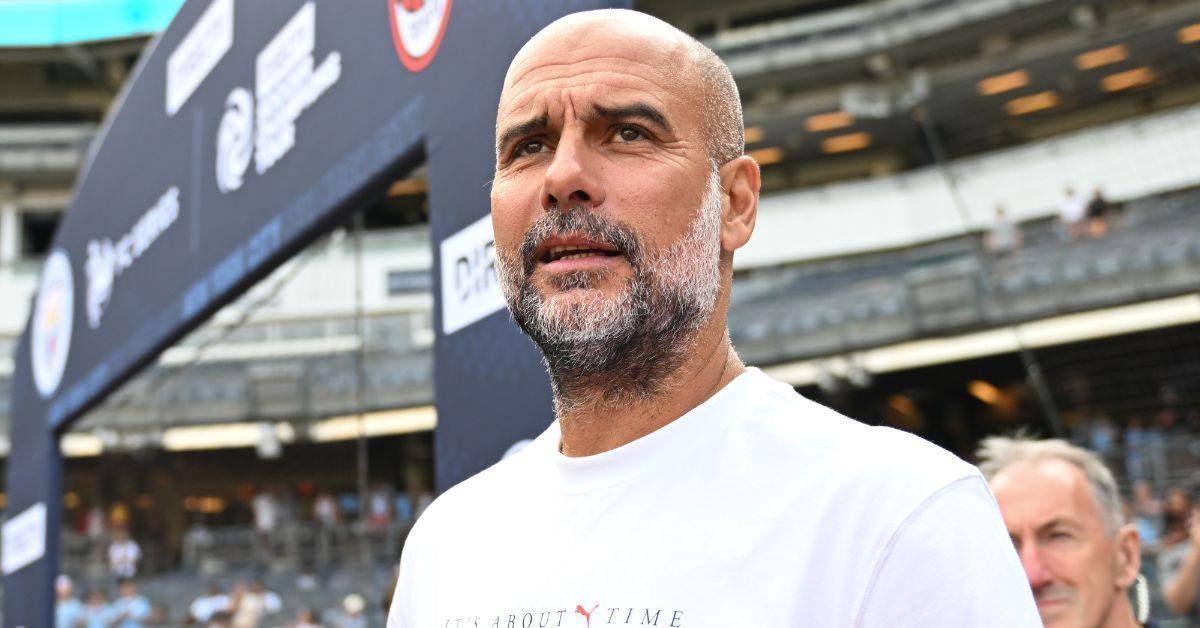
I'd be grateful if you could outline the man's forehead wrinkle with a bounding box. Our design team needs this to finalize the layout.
[499,69,674,125]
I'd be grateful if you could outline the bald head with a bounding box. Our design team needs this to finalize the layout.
[500,9,743,167]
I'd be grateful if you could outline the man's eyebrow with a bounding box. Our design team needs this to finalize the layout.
[496,112,549,154]
[589,103,672,133]
[1036,517,1079,533]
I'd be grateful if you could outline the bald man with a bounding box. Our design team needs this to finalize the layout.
[388,10,1038,626]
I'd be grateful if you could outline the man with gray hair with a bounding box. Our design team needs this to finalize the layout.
[389,9,1037,626]
[980,436,1144,628]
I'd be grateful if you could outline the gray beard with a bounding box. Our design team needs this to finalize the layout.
[495,171,723,412]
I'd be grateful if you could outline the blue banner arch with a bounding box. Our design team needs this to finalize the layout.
[3,1,624,625]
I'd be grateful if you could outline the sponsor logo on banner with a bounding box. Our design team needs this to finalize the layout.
[31,250,74,398]
[216,87,254,193]
[216,2,342,193]
[1,502,47,576]
[439,214,506,335]
[166,0,234,116]
[85,187,181,329]
[388,0,452,72]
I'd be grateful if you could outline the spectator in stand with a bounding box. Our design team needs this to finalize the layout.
[313,488,339,568]
[296,567,318,592]
[1060,186,1089,241]
[1163,488,1200,622]
[252,487,278,559]
[1086,187,1114,238]
[1073,410,1116,461]
[189,583,229,625]
[108,527,142,580]
[978,436,1145,628]
[110,579,152,628]
[368,481,394,530]
[1124,415,1167,487]
[81,590,114,628]
[1124,498,1161,552]
[229,580,266,628]
[148,602,171,626]
[1131,480,1163,544]
[335,490,359,520]
[335,594,367,628]
[1163,488,1193,545]
[289,607,322,628]
[55,575,85,628]
[253,579,283,618]
[984,205,1022,257]
[86,502,106,559]
[313,490,339,528]
[394,491,414,522]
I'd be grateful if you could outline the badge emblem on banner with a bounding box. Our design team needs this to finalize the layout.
[389,0,453,72]
[31,250,74,398]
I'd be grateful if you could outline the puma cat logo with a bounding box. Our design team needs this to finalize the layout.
[575,604,599,626]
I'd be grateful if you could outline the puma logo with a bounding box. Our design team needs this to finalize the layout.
[575,604,599,626]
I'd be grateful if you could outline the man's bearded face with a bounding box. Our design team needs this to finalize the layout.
[496,170,723,386]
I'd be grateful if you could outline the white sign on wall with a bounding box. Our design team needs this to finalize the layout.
[166,0,234,116]
[439,214,506,335]
[2,502,46,576]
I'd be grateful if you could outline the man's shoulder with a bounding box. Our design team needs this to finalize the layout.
[734,370,980,493]
[406,444,537,535]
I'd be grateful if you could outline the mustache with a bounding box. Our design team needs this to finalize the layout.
[517,206,644,276]
[1033,584,1075,604]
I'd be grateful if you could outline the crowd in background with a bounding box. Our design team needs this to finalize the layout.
[1064,386,1200,624]
[55,573,373,627]
[53,480,424,627]
[983,182,1121,258]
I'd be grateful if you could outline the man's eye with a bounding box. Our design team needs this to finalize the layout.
[517,140,544,156]
[616,126,644,142]
[1048,530,1073,542]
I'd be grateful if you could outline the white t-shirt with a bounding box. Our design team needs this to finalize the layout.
[108,538,141,578]
[1061,193,1088,224]
[253,493,277,532]
[389,368,1038,627]
[190,594,230,623]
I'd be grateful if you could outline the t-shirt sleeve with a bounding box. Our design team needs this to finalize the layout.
[856,475,1041,627]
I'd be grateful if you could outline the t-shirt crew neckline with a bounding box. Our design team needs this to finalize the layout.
[527,368,761,495]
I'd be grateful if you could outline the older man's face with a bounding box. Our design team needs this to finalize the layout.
[490,19,721,364]
[990,459,1127,628]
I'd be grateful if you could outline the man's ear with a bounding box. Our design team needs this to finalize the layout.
[718,155,760,253]
[1114,524,1141,589]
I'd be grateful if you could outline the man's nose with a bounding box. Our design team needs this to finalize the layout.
[541,133,605,211]
[1020,544,1053,590]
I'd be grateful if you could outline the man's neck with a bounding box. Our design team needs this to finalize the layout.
[1100,596,1140,628]
[554,323,744,457]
